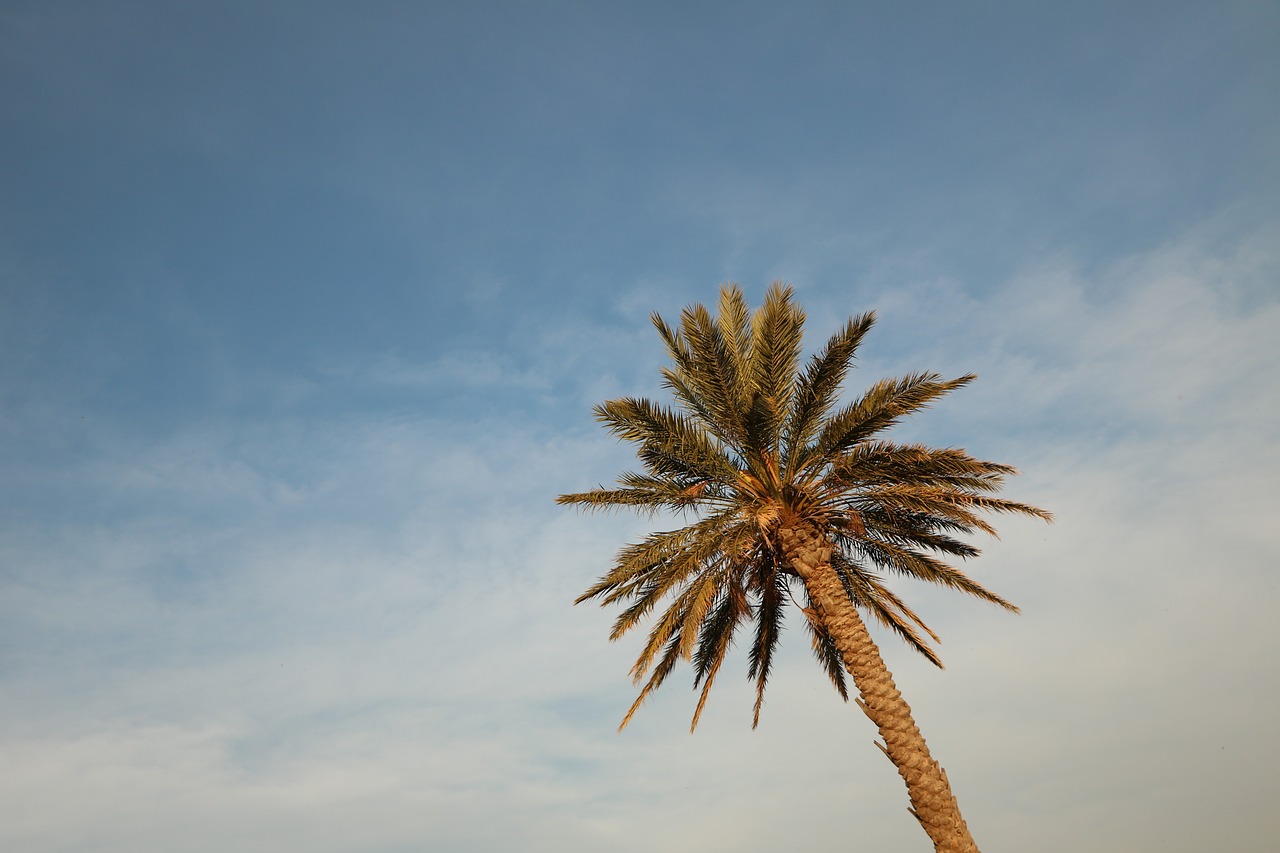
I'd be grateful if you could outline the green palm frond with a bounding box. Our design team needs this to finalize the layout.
[598,523,747,628]
[849,485,1050,535]
[837,509,983,559]
[683,303,750,441]
[556,479,704,515]
[652,320,734,448]
[574,510,748,606]
[624,560,730,679]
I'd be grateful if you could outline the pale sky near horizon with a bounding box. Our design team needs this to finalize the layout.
[2,2,1278,851]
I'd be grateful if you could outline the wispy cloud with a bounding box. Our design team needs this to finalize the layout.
[2,225,1276,850]
[2,2,1277,848]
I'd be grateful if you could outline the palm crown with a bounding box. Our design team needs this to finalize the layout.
[559,283,1049,731]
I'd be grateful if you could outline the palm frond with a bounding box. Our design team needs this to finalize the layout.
[831,553,945,666]
[851,485,1051,535]
[783,311,876,476]
[689,579,749,731]
[836,510,983,559]
[619,632,684,730]
[829,441,1017,493]
[620,562,730,685]
[747,572,787,727]
[680,302,750,444]
[599,528,744,634]
[808,372,975,467]
[574,511,748,606]
[556,479,711,516]
[716,283,754,403]
[746,282,804,442]
[652,313,743,449]
[846,533,1019,612]
[854,504,989,546]
[592,396,740,482]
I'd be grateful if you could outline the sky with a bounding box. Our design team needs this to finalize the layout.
[1,2,1278,851]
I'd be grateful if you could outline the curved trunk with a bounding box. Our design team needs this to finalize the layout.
[778,521,979,853]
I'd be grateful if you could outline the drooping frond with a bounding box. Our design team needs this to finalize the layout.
[581,511,746,601]
[831,552,944,667]
[589,513,751,617]
[843,531,1020,612]
[619,632,684,731]
[848,484,1052,536]
[622,560,730,679]
[746,571,787,728]
[689,577,749,731]
[836,508,982,559]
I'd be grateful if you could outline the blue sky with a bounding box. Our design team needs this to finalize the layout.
[2,2,1277,850]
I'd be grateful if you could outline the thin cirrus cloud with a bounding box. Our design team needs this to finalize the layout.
[2,229,1277,851]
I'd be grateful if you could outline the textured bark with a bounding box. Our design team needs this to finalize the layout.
[778,521,980,853]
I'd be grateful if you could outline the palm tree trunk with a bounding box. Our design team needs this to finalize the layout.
[778,521,980,853]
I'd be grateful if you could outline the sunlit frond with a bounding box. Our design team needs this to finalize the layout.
[678,302,749,445]
[716,283,754,403]
[832,553,944,666]
[574,510,749,607]
[619,633,683,731]
[689,579,749,731]
[746,282,804,440]
[807,373,975,469]
[783,311,876,476]
[850,534,1020,612]
[593,396,740,482]
[829,441,1017,493]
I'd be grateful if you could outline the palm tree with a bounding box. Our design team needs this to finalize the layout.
[558,283,1049,853]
